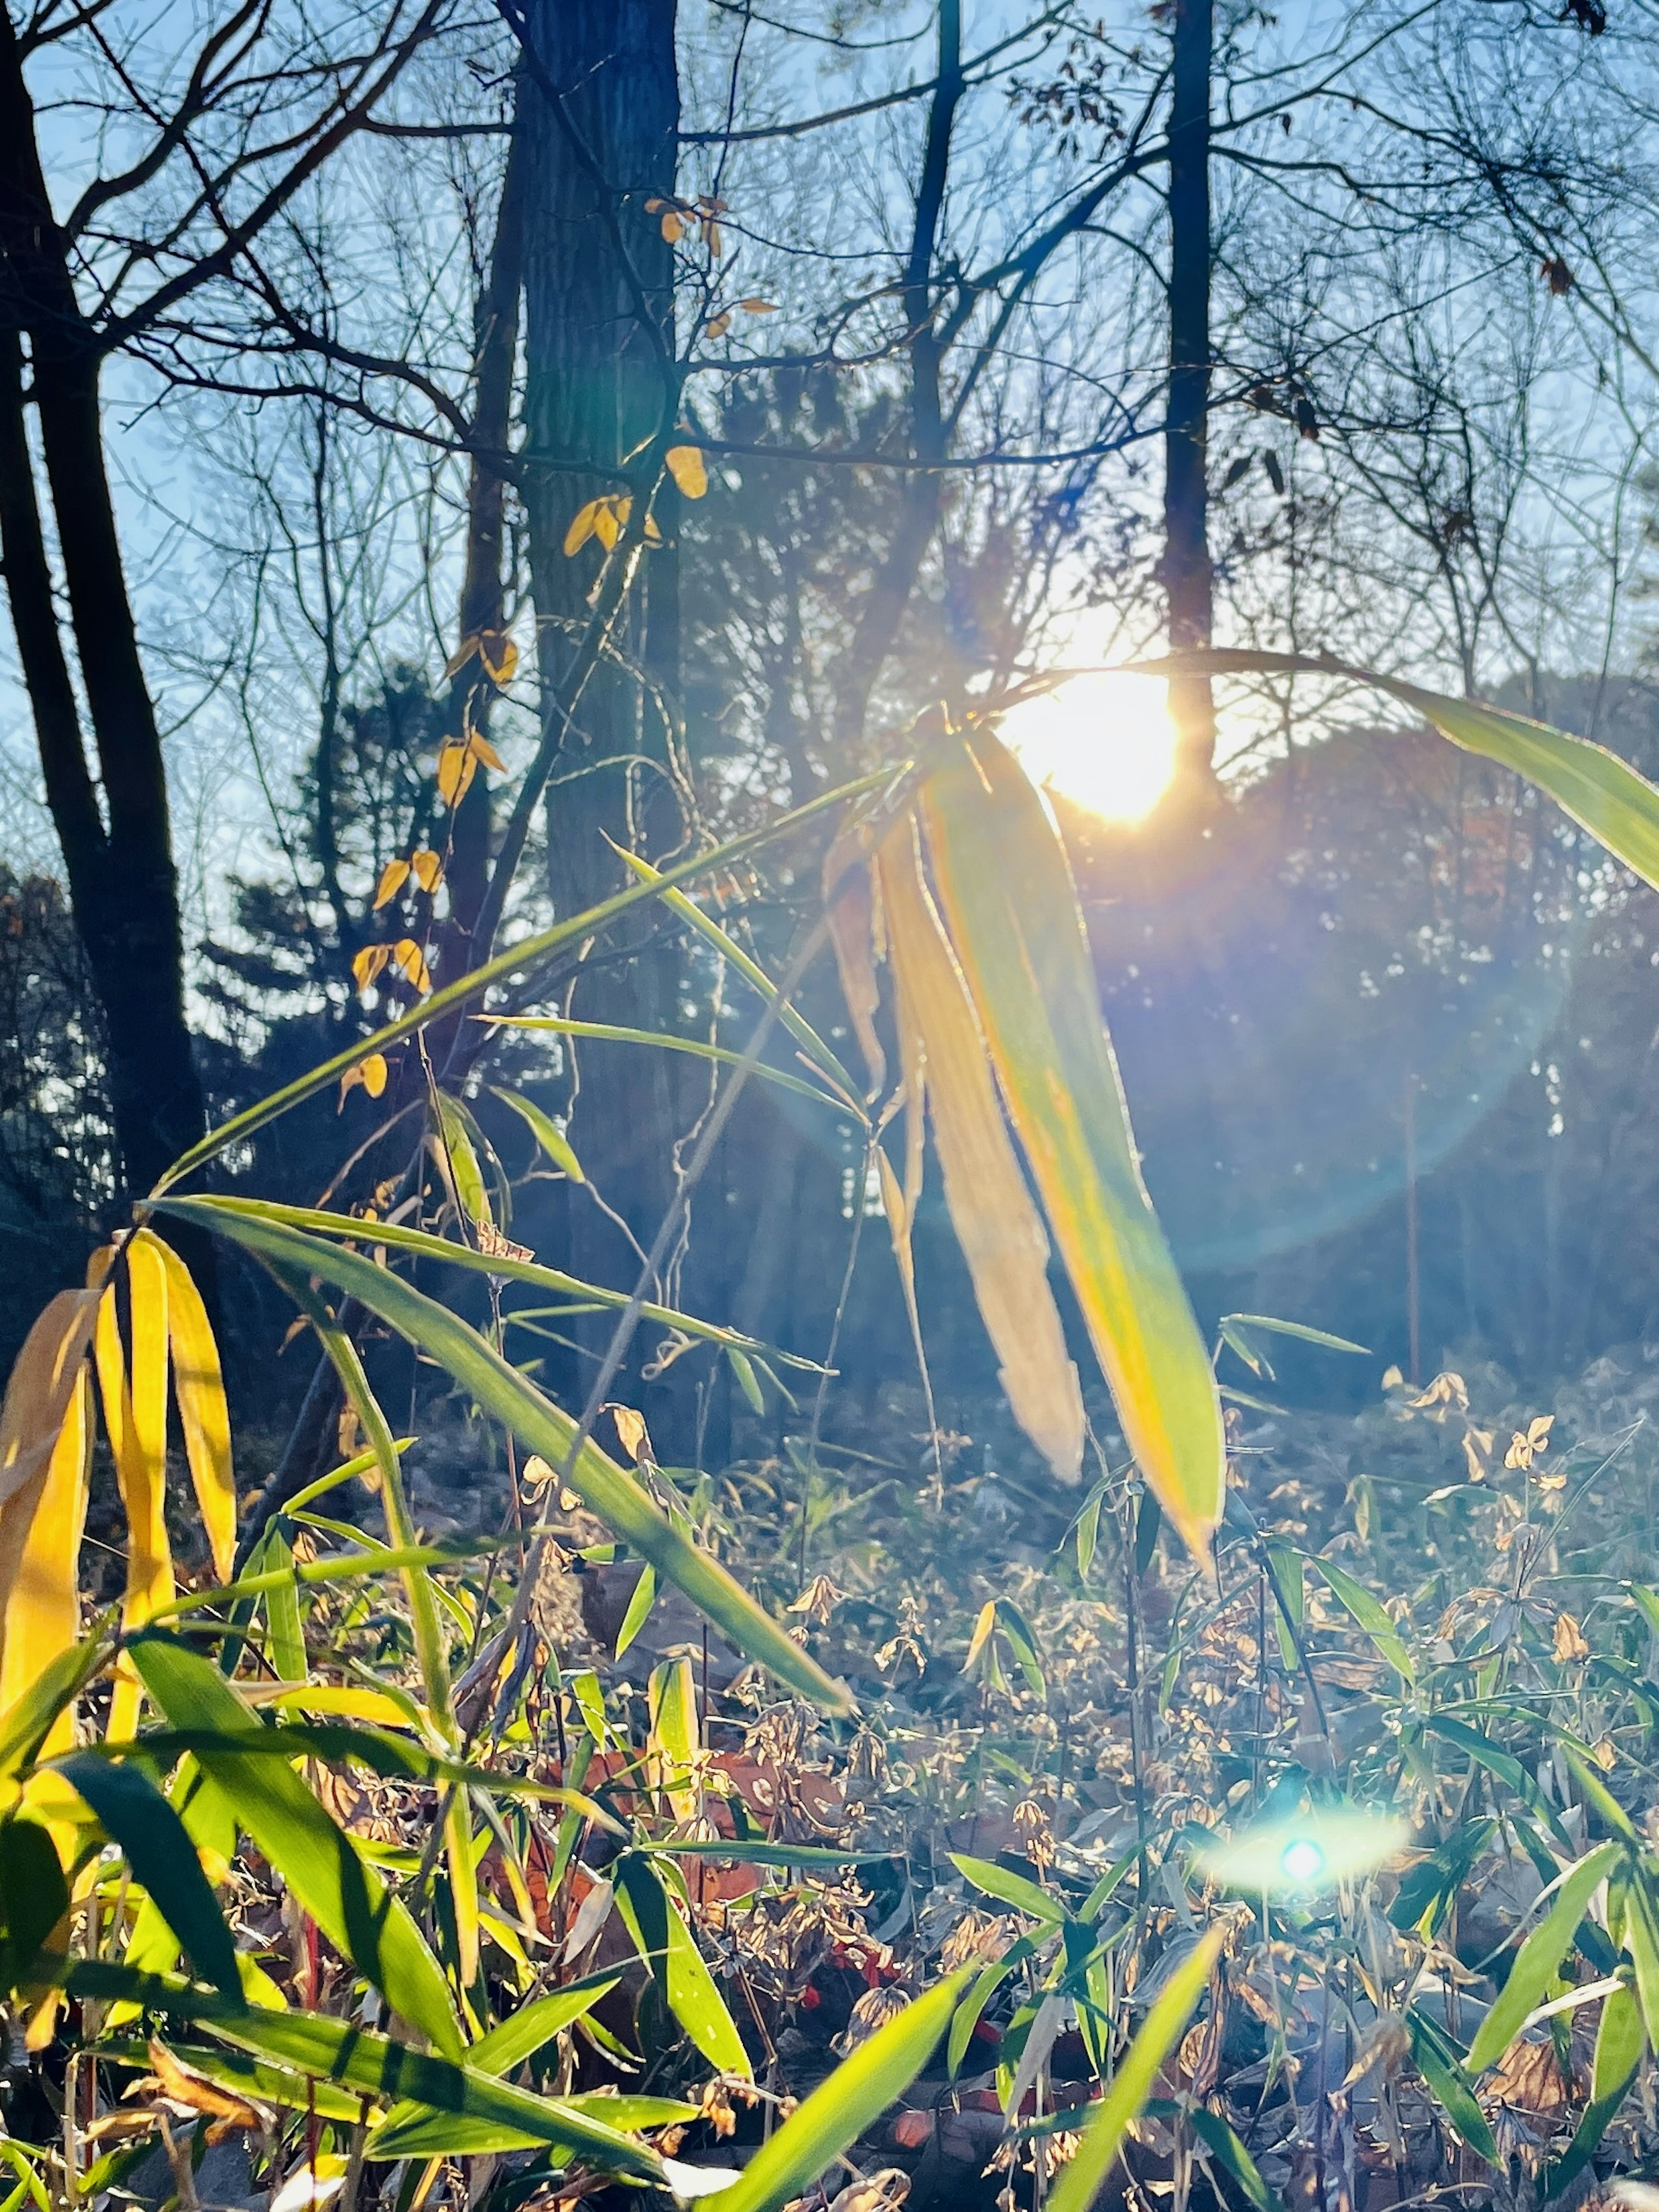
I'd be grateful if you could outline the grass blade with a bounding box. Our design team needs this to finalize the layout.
[918,728,1224,1556]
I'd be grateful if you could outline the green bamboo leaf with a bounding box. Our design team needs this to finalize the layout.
[367,2094,694,2163]
[1623,1873,1659,2047]
[614,1563,657,1657]
[127,1636,462,2058]
[1218,1318,1271,1381]
[1048,1927,1224,2212]
[52,1752,240,1998]
[489,1086,585,1181]
[433,1092,492,1229]
[487,1027,845,1115]
[262,1531,306,1682]
[1466,1843,1619,2072]
[613,848,864,1107]
[1309,1556,1415,1688]
[1186,2107,1287,2212]
[1428,1717,1572,1848]
[950,1852,1061,1924]
[726,1346,765,1414]
[648,1840,896,1869]
[0,1623,114,1782]
[1561,1741,1640,1843]
[154,764,893,1195]
[0,1818,68,1985]
[1545,1981,1643,2199]
[159,1195,765,1359]
[96,2037,364,2122]
[1221,1313,1369,1356]
[1150,650,1659,893]
[154,1203,850,1715]
[948,1956,1017,2078]
[918,729,1224,1558]
[614,1854,752,2080]
[65,1960,662,2180]
[1406,2008,1500,2167]
[701,1970,969,2212]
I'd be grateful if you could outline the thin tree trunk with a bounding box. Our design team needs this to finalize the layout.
[1163,0,1218,809]
[0,9,206,1201]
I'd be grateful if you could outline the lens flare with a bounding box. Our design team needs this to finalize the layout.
[1193,1807,1409,1896]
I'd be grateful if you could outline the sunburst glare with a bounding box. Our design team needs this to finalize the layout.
[997,671,1179,823]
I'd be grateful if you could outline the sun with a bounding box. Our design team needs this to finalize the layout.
[996,671,1179,823]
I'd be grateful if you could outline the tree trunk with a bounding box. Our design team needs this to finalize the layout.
[0,9,207,1202]
[518,0,680,1295]
[1163,0,1218,810]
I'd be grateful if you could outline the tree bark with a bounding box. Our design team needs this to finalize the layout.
[0,7,207,1202]
[1163,0,1218,809]
[518,0,680,1294]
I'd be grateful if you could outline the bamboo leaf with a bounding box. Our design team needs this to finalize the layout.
[66,1961,662,2181]
[1221,1312,1369,1356]
[1310,1556,1415,1689]
[99,1237,173,1739]
[0,1367,90,1759]
[127,1635,463,2058]
[149,1234,235,1580]
[1154,650,1659,894]
[155,767,893,1197]
[614,1854,752,2079]
[950,1853,1061,1925]
[162,1195,769,1360]
[490,1086,585,1181]
[918,729,1223,1554]
[1186,2107,1287,2212]
[1047,1927,1224,2212]
[51,1751,240,1997]
[0,1287,98,1520]
[0,1818,68,1987]
[1406,2008,1500,2167]
[486,1024,844,1114]
[155,1203,850,1713]
[700,1970,969,2212]
[1466,1843,1619,2072]
[1545,1981,1643,2199]
[876,820,1084,1482]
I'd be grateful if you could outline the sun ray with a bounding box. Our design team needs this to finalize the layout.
[998,672,1179,823]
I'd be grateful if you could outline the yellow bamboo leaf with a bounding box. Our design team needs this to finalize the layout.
[563,500,601,556]
[592,497,627,551]
[705,311,731,338]
[477,629,518,685]
[648,1655,699,1823]
[875,1144,919,1320]
[148,1232,235,1582]
[467,729,506,773]
[409,849,444,894]
[96,1237,174,1741]
[351,943,390,993]
[0,1287,99,1521]
[446,1798,480,1987]
[0,1364,90,1752]
[822,818,886,1095]
[665,445,708,499]
[436,740,477,810]
[442,632,480,680]
[918,728,1225,1556]
[372,858,411,911]
[392,939,432,995]
[339,1052,389,1109]
[660,209,684,242]
[738,298,777,314]
[875,819,1084,1484]
[611,1405,648,1464]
